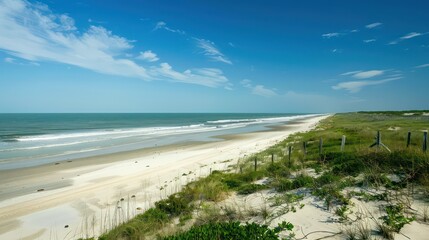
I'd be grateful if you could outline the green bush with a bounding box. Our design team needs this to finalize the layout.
[266,163,291,178]
[237,183,266,195]
[155,193,193,216]
[98,207,170,240]
[273,178,293,192]
[223,177,243,189]
[135,207,169,224]
[163,221,293,240]
[316,171,341,186]
[186,178,228,202]
[380,204,415,233]
[292,174,314,189]
[239,170,266,182]
[326,152,366,176]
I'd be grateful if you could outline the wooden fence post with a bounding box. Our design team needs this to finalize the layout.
[341,135,346,152]
[376,130,381,146]
[254,157,257,171]
[271,153,274,164]
[424,131,428,152]
[288,145,292,167]
[406,131,411,148]
[303,141,307,155]
[319,137,323,154]
[369,130,391,152]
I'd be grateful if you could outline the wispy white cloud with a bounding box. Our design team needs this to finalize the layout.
[332,77,401,93]
[353,70,384,79]
[400,32,422,39]
[240,79,252,88]
[3,56,39,66]
[341,70,362,76]
[323,28,360,39]
[365,22,383,29]
[195,38,232,64]
[137,50,159,62]
[415,63,429,68]
[322,32,340,38]
[252,85,277,97]
[389,32,428,45]
[0,0,230,88]
[363,39,376,43]
[340,70,384,79]
[152,63,231,89]
[240,79,277,97]
[335,69,400,93]
[154,21,166,30]
[154,21,185,35]
[4,57,15,63]
[323,29,360,39]
[228,42,235,47]
[88,18,107,25]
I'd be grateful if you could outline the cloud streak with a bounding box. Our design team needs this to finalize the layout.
[0,0,230,88]
[415,63,429,68]
[363,39,376,43]
[353,70,384,79]
[400,32,422,39]
[137,50,159,62]
[322,32,340,38]
[389,32,428,45]
[240,79,277,97]
[322,22,384,42]
[365,22,383,29]
[152,21,232,65]
[152,63,231,88]
[332,77,401,93]
[4,57,15,63]
[195,38,232,64]
[341,70,384,79]
[154,21,185,35]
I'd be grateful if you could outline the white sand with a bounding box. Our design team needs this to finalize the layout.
[220,186,429,240]
[0,115,329,240]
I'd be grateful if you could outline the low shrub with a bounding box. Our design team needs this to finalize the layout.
[135,207,169,224]
[163,221,293,240]
[292,174,314,189]
[380,204,415,233]
[316,171,341,186]
[155,193,193,216]
[273,178,293,192]
[237,183,267,195]
[266,163,291,178]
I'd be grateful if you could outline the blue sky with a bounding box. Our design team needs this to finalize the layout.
[0,0,428,113]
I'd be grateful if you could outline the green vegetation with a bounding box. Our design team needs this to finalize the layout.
[163,221,293,240]
[380,204,415,233]
[93,111,428,239]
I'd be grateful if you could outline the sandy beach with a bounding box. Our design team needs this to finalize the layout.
[0,115,329,240]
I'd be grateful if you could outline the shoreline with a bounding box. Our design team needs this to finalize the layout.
[0,115,329,240]
[0,114,320,171]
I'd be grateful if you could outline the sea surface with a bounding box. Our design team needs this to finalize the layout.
[0,113,316,169]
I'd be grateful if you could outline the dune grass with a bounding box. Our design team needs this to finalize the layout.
[89,111,429,240]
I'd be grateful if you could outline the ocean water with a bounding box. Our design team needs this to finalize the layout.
[0,113,315,169]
